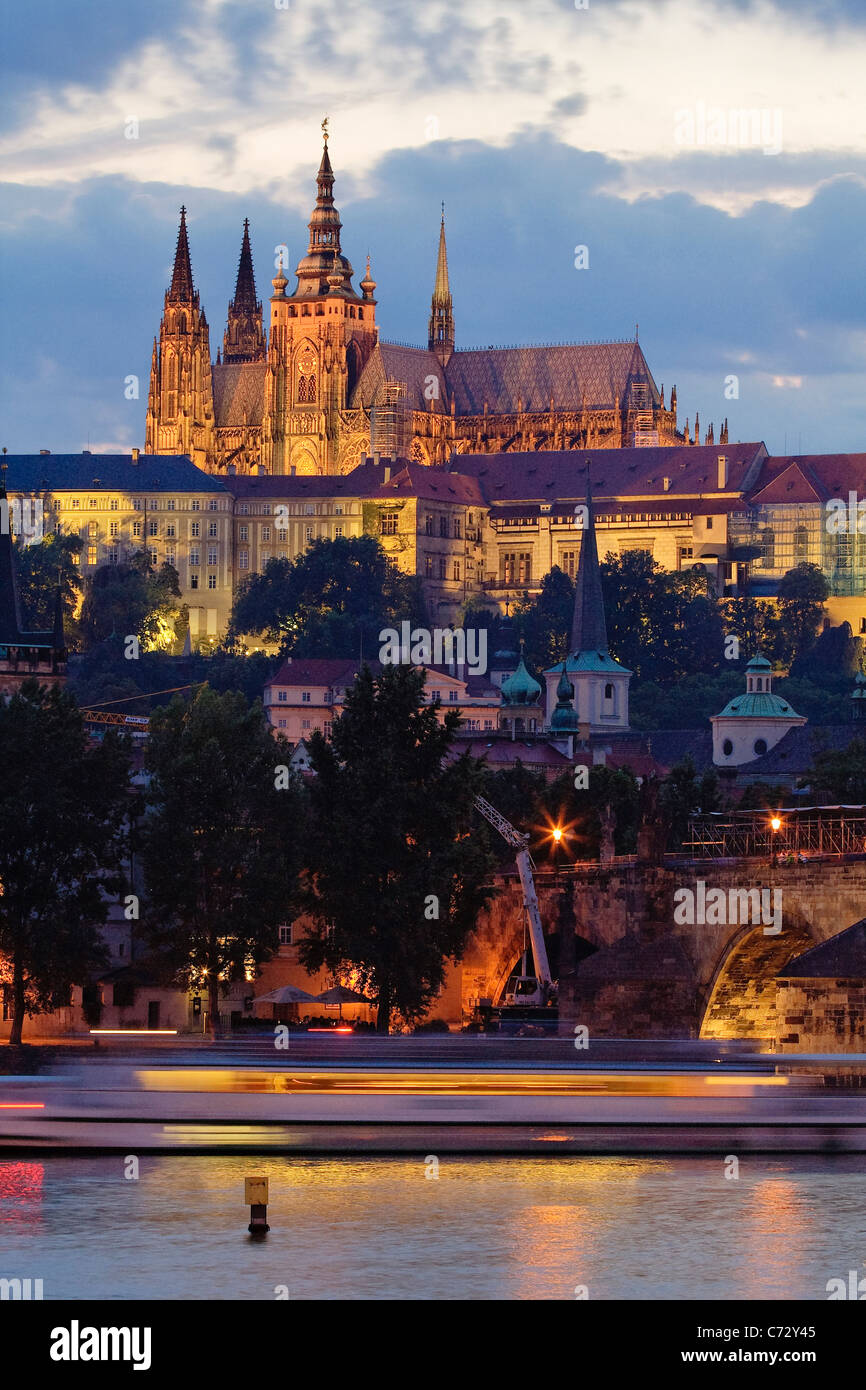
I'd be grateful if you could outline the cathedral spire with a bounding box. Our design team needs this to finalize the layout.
[292,120,355,297]
[571,475,609,656]
[222,219,265,363]
[428,205,454,365]
[168,206,195,303]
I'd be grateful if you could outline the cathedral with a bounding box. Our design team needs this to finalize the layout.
[145,124,711,477]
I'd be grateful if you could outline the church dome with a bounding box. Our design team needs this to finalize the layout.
[500,656,542,707]
[550,664,580,733]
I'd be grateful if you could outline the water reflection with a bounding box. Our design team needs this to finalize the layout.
[0,1155,862,1300]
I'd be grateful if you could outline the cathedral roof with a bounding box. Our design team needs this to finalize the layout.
[168,207,196,303]
[351,343,448,413]
[712,691,804,720]
[444,340,660,415]
[212,362,266,428]
[746,452,866,506]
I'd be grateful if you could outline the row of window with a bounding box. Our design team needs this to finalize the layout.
[57,497,224,512]
[236,503,347,516]
[423,556,461,580]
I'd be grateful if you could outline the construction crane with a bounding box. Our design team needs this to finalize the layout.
[474,795,555,1007]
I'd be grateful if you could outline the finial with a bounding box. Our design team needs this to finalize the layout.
[441,200,445,221]
[322,115,329,144]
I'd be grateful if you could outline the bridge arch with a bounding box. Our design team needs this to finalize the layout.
[699,920,815,1040]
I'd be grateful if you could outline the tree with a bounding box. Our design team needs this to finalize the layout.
[513,566,574,672]
[659,756,720,850]
[774,563,829,662]
[0,681,131,1045]
[229,535,428,655]
[297,665,498,1032]
[790,619,862,683]
[79,553,187,651]
[139,687,301,1038]
[13,530,82,635]
[806,737,866,803]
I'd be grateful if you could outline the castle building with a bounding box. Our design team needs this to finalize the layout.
[145,127,697,478]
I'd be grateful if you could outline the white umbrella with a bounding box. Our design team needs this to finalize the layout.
[254,984,319,1005]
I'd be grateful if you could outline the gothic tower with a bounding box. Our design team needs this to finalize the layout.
[221,219,265,364]
[262,121,378,475]
[427,209,454,366]
[145,208,215,466]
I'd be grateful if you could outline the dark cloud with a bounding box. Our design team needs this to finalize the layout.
[1,134,864,455]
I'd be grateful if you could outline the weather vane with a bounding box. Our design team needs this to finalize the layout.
[322,115,329,143]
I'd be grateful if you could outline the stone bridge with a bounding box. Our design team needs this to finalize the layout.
[460,858,866,1039]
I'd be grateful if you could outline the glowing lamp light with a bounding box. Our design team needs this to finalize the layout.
[552,827,563,843]
[770,817,782,831]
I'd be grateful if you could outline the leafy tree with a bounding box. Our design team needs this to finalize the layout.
[0,681,131,1045]
[230,535,428,655]
[660,756,720,849]
[13,530,82,636]
[513,566,574,673]
[805,737,866,803]
[790,619,862,683]
[774,563,829,661]
[720,595,772,662]
[79,553,187,652]
[139,688,301,1037]
[297,665,497,1032]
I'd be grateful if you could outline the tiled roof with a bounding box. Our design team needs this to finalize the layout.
[778,918,866,978]
[351,343,447,412]
[747,453,866,506]
[454,443,767,504]
[267,658,383,687]
[743,724,858,777]
[213,362,266,427]
[225,474,359,498]
[353,459,485,506]
[713,691,805,720]
[444,341,659,415]
[2,454,227,493]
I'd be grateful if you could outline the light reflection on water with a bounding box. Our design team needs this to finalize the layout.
[0,1155,862,1300]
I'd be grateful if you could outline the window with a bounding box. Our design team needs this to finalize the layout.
[425,556,433,577]
[453,560,460,581]
[438,557,446,579]
[165,524,175,539]
[277,528,288,542]
[208,522,218,537]
[208,499,218,511]
[191,521,200,538]
[335,505,343,516]
[305,525,313,543]
[483,719,493,731]
[604,683,613,699]
[722,738,733,756]
[87,545,97,564]
[207,574,216,589]
[133,521,142,538]
[261,526,271,542]
[561,550,576,578]
[425,515,434,536]
[165,549,175,566]
[261,550,270,566]
[277,690,287,703]
[302,719,311,730]
[148,520,158,536]
[239,504,249,516]
[439,515,448,538]
[166,499,175,511]
[190,574,199,589]
[518,553,531,583]
[262,504,271,516]
[238,549,249,570]
[89,498,98,509]
[302,691,311,703]
[277,719,286,729]
[208,547,218,565]
[109,521,119,537]
[132,497,141,510]
[754,738,768,756]
[297,373,316,402]
[449,690,458,702]
[110,498,119,511]
[453,517,461,539]
[279,925,293,946]
[381,512,399,536]
[191,499,200,511]
[88,521,98,537]
[334,526,343,539]
[239,525,249,542]
[150,499,159,510]
[148,548,158,566]
[706,515,713,530]
[189,549,199,566]
[71,499,80,509]
[305,505,315,515]
[760,528,776,569]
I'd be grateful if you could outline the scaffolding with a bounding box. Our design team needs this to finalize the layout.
[684,806,866,859]
[371,379,411,461]
[729,502,866,596]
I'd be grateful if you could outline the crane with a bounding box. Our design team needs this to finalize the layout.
[474,795,555,1005]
